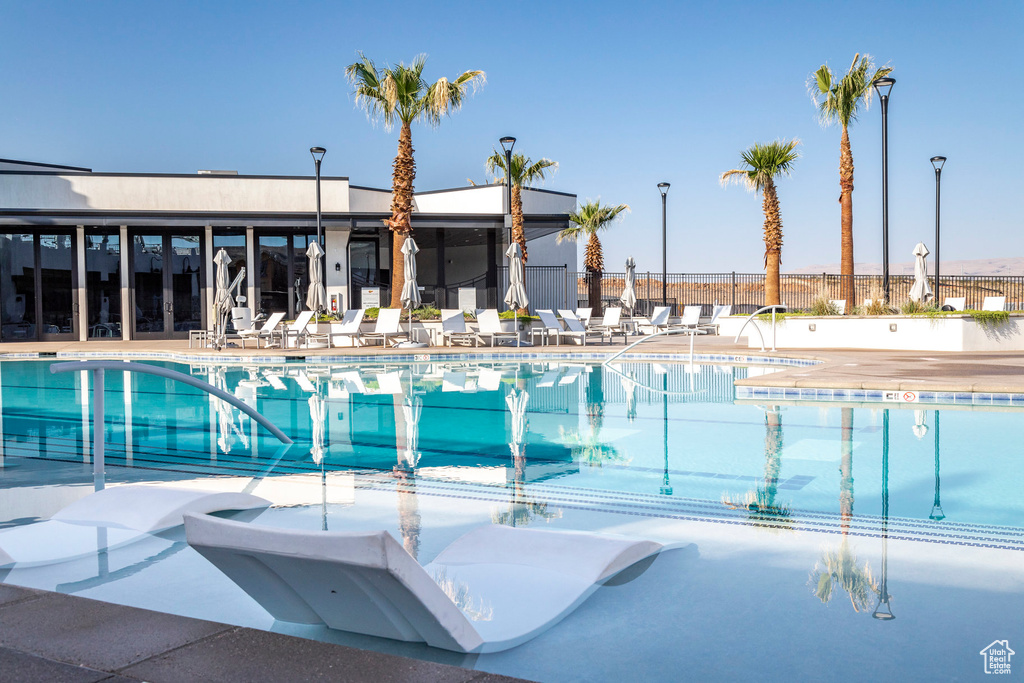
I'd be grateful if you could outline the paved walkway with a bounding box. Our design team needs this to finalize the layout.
[0,584,527,683]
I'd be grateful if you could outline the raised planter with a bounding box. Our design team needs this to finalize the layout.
[727,314,1024,352]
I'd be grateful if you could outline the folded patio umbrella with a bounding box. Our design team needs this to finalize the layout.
[620,256,637,314]
[909,242,933,303]
[305,241,326,312]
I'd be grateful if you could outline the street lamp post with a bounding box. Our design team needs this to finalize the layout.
[931,156,946,303]
[499,137,516,246]
[872,77,895,303]
[658,182,670,307]
[310,147,327,248]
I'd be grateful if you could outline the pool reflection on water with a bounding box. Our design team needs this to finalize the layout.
[0,358,1022,681]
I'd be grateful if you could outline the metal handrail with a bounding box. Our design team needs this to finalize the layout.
[51,361,293,489]
[733,305,787,352]
[603,325,705,366]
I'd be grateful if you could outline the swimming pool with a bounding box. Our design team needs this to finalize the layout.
[1,356,1022,681]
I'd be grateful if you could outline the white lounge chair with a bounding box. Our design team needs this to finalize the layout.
[361,308,406,347]
[701,305,732,334]
[440,309,478,347]
[559,311,604,345]
[590,306,629,343]
[575,307,593,327]
[184,514,676,654]
[829,299,847,315]
[982,296,1006,312]
[640,306,671,334]
[0,485,269,568]
[328,309,365,347]
[676,305,702,329]
[476,309,519,346]
[239,311,286,349]
[281,310,317,348]
[532,310,563,346]
[943,297,965,311]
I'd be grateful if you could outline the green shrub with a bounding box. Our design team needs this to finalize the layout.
[498,310,539,322]
[967,310,1010,327]
[900,299,939,315]
[809,296,841,316]
[864,299,896,316]
[363,307,380,320]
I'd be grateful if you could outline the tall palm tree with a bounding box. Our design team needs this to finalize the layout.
[485,151,558,264]
[720,140,800,306]
[558,200,629,310]
[810,54,893,311]
[346,53,485,308]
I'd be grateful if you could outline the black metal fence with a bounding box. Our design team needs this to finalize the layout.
[570,272,1024,315]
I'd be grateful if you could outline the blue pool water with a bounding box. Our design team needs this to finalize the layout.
[1,356,1022,681]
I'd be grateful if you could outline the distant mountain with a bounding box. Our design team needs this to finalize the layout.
[786,257,1024,276]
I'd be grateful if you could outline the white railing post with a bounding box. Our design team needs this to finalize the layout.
[52,361,294,491]
[93,368,105,490]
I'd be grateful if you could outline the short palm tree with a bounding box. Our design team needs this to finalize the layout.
[485,151,558,264]
[558,200,629,310]
[346,53,485,308]
[720,140,800,306]
[810,54,893,311]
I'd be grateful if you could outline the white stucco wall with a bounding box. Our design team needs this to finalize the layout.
[348,187,391,213]
[521,188,576,214]
[525,231,575,270]
[0,174,350,213]
[724,314,1024,352]
[412,186,503,214]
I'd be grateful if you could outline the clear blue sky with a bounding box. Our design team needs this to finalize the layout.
[2,0,1021,273]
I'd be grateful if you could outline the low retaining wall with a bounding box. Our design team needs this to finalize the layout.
[721,314,1024,352]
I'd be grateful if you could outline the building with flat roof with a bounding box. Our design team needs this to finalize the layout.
[0,158,576,342]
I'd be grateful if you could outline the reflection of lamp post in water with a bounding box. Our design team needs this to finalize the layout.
[929,409,945,521]
[660,372,672,495]
[873,408,895,621]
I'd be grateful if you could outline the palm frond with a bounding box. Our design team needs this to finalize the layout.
[722,140,800,193]
[485,150,558,188]
[810,53,893,128]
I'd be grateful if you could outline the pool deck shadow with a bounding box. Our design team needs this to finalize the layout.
[0,584,530,683]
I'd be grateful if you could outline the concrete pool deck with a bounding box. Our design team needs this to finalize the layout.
[0,584,529,683]
[4,335,1024,395]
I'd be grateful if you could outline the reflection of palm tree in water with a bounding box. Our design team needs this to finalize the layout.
[722,406,791,527]
[809,407,879,612]
[559,365,628,467]
[392,393,420,560]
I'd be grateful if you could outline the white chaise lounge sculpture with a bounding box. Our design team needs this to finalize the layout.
[184,515,675,653]
[0,485,270,567]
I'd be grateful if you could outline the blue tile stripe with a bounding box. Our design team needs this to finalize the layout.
[735,385,1024,407]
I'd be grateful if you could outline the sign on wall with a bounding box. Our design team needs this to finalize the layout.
[362,287,380,309]
[458,287,477,314]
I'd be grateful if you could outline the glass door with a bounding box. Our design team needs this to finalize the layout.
[38,234,77,340]
[131,232,204,339]
[349,238,379,309]
[0,232,77,342]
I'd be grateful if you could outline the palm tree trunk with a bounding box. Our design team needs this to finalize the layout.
[839,126,855,312]
[512,185,526,262]
[512,185,528,314]
[585,232,604,312]
[388,121,416,308]
[761,179,783,307]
